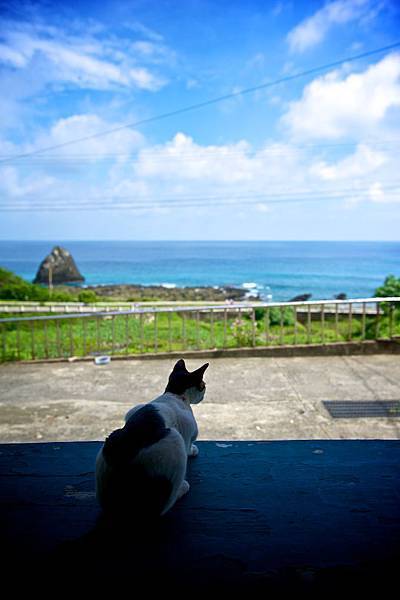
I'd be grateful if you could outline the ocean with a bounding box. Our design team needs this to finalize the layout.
[0,241,398,302]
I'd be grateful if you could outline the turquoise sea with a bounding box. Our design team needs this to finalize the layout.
[0,241,398,301]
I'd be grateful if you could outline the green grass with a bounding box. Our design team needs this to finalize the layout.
[1,307,399,362]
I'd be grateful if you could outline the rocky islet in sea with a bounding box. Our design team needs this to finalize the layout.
[33,246,85,285]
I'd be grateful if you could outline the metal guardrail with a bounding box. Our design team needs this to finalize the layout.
[0,297,399,362]
[0,301,202,313]
[0,300,388,315]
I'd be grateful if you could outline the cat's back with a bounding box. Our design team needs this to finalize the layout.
[96,403,186,514]
[103,403,170,467]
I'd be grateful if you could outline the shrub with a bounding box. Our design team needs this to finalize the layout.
[375,275,400,315]
[375,275,400,298]
[0,282,48,301]
[0,267,26,287]
[230,318,254,346]
[78,290,98,304]
[0,267,76,302]
[50,289,77,302]
[252,306,295,326]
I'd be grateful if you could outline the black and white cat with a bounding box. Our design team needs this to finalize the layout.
[95,359,209,516]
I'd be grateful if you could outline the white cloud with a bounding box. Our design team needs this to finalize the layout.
[255,203,271,212]
[124,21,164,43]
[307,143,400,203]
[368,181,385,201]
[272,2,287,17]
[134,133,255,184]
[131,40,176,67]
[15,113,144,163]
[310,144,387,181]
[103,131,400,210]
[282,53,400,140]
[2,126,400,217]
[368,181,400,203]
[0,113,145,207]
[0,42,26,67]
[287,0,383,53]
[0,165,56,197]
[0,18,168,91]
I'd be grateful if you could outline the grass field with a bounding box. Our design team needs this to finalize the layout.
[1,305,399,361]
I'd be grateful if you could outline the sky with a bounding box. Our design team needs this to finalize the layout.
[0,0,399,241]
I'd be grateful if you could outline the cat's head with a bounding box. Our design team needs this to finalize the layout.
[165,358,209,404]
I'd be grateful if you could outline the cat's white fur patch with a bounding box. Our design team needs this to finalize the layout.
[95,388,204,516]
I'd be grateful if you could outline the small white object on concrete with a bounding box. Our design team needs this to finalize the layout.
[94,356,111,365]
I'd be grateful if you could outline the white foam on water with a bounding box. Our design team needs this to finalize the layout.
[242,282,257,289]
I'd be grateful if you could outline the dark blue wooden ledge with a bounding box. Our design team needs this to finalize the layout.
[1,440,399,592]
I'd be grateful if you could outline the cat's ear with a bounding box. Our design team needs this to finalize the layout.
[192,362,209,378]
[173,358,187,371]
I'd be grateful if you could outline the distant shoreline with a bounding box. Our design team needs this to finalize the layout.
[1,240,396,301]
[82,283,255,302]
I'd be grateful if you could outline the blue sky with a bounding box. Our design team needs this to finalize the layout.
[0,0,399,240]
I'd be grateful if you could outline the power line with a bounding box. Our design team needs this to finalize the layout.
[1,41,399,165]
[1,184,398,212]
[2,139,400,159]
[4,182,400,204]
[2,138,400,166]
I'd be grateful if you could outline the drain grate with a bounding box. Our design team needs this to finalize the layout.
[323,400,400,419]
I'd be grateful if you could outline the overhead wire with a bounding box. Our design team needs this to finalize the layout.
[1,138,400,166]
[1,183,399,212]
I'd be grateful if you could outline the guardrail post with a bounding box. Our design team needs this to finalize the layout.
[44,320,49,359]
[140,313,144,353]
[335,304,339,341]
[252,307,256,347]
[265,307,270,345]
[83,318,88,357]
[69,319,74,357]
[210,309,214,348]
[307,305,311,344]
[223,308,227,348]
[389,303,394,339]
[348,302,353,341]
[30,321,36,360]
[154,312,158,353]
[196,311,200,350]
[16,322,21,360]
[125,314,129,354]
[1,324,5,361]
[110,315,115,355]
[56,320,61,358]
[182,312,186,350]
[375,302,380,339]
[96,317,101,354]
[279,306,284,345]
[168,311,172,352]
[362,303,366,341]
[238,307,242,348]
[321,304,325,344]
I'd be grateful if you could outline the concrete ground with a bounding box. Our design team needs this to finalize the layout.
[0,355,400,443]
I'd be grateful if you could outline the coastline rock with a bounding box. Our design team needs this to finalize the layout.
[33,246,84,285]
[334,293,347,300]
[84,283,250,302]
[289,293,312,303]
